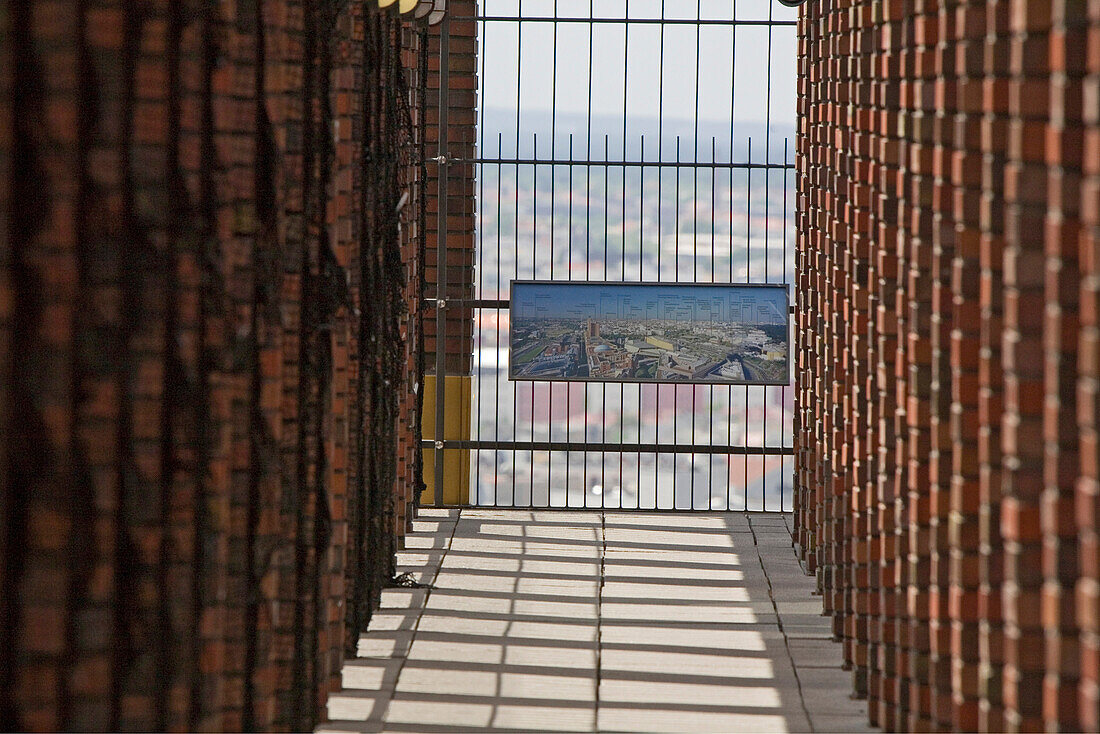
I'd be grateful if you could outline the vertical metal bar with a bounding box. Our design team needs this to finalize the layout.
[710,136,717,509]
[433,16,451,507]
[727,1,736,511]
[495,131,503,506]
[762,0,774,511]
[548,0,558,509]
[601,133,609,510]
[620,7,628,509]
[530,132,537,504]
[782,137,789,511]
[461,128,474,508]
[673,134,680,509]
[475,9,487,506]
[512,1,522,507]
[566,133,573,506]
[583,1,593,507]
[602,133,611,510]
[744,135,751,509]
[638,135,644,508]
[690,0,701,510]
[653,0,664,511]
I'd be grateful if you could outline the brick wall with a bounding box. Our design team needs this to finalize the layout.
[795,0,1100,730]
[0,2,437,730]
[424,1,477,379]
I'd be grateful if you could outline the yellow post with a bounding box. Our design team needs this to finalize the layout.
[421,374,471,505]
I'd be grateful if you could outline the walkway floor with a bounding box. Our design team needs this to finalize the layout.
[322,510,874,733]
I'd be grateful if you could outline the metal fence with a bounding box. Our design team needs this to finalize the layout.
[435,0,797,510]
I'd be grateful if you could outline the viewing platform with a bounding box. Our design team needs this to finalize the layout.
[322,510,873,733]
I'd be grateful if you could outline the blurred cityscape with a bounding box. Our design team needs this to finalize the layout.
[511,282,788,383]
[465,113,796,510]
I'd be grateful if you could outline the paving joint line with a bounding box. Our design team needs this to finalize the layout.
[594,511,606,732]
[748,514,815,733]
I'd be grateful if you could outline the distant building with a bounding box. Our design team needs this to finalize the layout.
[720,362,745,380]
[587,319,600,338]
[646,335,677,351]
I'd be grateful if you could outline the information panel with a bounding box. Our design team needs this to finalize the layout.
[509,281,790,385]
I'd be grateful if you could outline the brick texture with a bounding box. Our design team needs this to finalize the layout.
[795,1,1100,731]
[0,2,444,731]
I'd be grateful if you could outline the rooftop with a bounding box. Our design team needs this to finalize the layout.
[322,510,873,733]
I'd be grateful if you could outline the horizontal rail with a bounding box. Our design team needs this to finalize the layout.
[423,439,794,455]
[425,298,797,313]
[466,15,798,27]
[467,158,796,171]
[428,505,792,513]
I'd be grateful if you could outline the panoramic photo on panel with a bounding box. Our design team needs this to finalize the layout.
[509,281,789,385]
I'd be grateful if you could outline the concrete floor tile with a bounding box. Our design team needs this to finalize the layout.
[600,601,762,624]
[459,509,536,519]
[492,704,596,731]
[379,588,427,610]
[600,624,775,649]
[406,639,506,663]
[430,572,521,593]
[601,648,775,679]
[396,667,595,701]
[519,558,600,577]
[597,708,797,733]
[515,578,600,596]
[786,639,848,668]
[603,527,740,547]
[775,600,830,615]
[463,522,600,541]
[409,519,457,535]
[324,512,871,734]
[364,611,419,632]
[601,564,745,582]
[356,631,414,658]
[402,534,451,550]
[515,599,599,620]
[810,713,878,733]
[394,550,445,566]
[382,698,494,728]
[504,620,599,642]
[601,580,751,602]
[326,690,392,722]
[530,510,601,523]
[413,613,515,636]
[602,513,746,529]
[424,591,598,620]
[598,678,783,708]
[338,658,403,691]
[503,644,598,669]
[438,554,521,572]
[416,507,461,519]
[448,537,599,557]
[316,722,384,733]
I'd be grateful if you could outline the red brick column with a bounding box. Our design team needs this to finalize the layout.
[875,5,908,728]
[424,3,477,375]
[795,1,1100,732]
[1041,1,1085,728]
[0,3,434,731]
[977,4,1011,730]
[1079,1,1100,728]
[1000,3,1049,730]
[948,4,987,729]
[928,5,958,728]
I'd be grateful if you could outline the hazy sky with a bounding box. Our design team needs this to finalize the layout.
[512,281,788,322]
[478,0,798,140]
